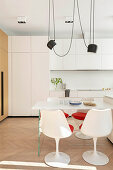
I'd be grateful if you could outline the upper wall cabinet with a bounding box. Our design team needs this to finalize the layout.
[50,54,63,70]
[101,39,113,54]
[31,36,48,53]
[102,55,113,70]
[12,36,31,52]
[77,54,101,70]
[50,39,75,55]
[49,39,76,70]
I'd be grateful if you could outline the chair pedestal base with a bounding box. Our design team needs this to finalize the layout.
[82,150,109,165]
[75,131,92,140]
[45,152,70,168]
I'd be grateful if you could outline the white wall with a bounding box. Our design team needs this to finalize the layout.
[50,71,113,90]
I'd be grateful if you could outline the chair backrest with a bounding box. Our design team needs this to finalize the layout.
[81,109,112,138]
[40,110,72,139]
[47,97,60,104]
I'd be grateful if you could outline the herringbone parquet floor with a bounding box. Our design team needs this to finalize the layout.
[0,117,112,170]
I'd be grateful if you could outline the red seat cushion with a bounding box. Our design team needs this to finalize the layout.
[69,124,74,132]
[64,112,69,118]
[79,123,83,129]
[72,112,87,120]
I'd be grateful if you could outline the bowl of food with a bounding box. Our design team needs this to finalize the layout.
[69,101,82,105]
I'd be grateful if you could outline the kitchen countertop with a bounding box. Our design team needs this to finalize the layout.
[104,94,113,98]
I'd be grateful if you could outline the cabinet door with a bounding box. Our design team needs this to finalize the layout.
[62,39,75,54]
[102,55,113,70]
[77,54,101,70]
[12,36,31,52]
[32,53,49,115]
[49,54,63,70]
[63,54,76,70]
[11,53,31,115]
[31,36,48,52]
[101,39,113,54]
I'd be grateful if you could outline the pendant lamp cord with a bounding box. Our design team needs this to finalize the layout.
[76,0,88,48]
[52,0,56,41]
[90,0,95,44]
[93,0,95,44]
[48,0,51,42]
[90,0,92,44]
[52,0,76,57]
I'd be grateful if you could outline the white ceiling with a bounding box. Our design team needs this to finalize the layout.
[0,0,113,37]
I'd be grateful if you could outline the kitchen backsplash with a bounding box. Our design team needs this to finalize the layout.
[50,71,113,90]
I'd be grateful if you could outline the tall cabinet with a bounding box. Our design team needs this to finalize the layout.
[8,36,49,116]
[0,29,8,121]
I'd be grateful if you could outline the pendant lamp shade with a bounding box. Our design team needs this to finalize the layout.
[87,44,97,53]
[47,40,56,50]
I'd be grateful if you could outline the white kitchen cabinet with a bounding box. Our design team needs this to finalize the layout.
[63,39,75,54]
[102,55,113,70]
[11,53,32,115]
[31,36,48,53]
[49,39,103,70]
[63,54,76,70]
[77,54,101,70]
[101,39,113,54]
[49,54,63,70]
[50,54,76,70]
[49,39,76,70]
[12,36,31,52]
[31,53,49,116]
[50,39,64,55]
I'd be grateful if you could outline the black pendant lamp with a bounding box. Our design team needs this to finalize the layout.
[87,44,97,53]
[47,0,75,57]
[87,0,97,53]
[47,40,56,50]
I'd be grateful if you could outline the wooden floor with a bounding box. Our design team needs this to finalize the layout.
[0,117,113,170]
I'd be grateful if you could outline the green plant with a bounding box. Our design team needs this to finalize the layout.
[51,78,62,88]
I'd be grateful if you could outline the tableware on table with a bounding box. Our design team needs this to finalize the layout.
[69,101,82,105]
[83,102,96,106]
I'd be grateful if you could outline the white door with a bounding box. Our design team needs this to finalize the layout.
[32,53,49,115]
[11,53,32,115]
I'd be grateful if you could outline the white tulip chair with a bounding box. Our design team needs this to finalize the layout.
[81,109,112,165]
[40,109,73,168]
